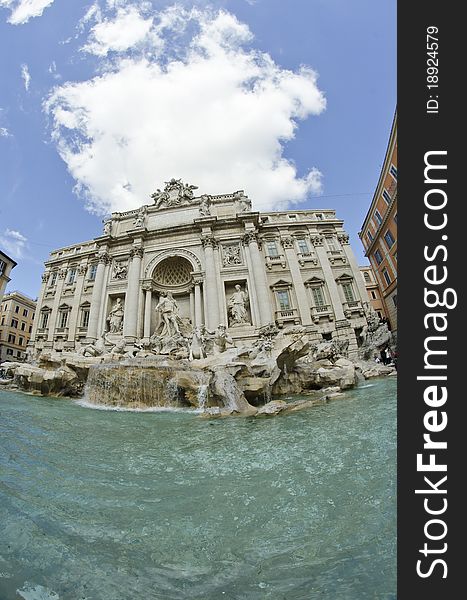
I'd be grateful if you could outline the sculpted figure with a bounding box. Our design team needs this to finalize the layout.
[228,285,249,326]
[108,298,124,333]
[113,262,127,280]
[189,327,206,360]
[155,291,181,337]
[81,334,106,357]
[199,195,211,216]
[133,206,147,228]
[223,245,241,266]
[103,220,112,236]
[213,324,233,354]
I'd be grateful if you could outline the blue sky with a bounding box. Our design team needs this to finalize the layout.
[0,0,396,299]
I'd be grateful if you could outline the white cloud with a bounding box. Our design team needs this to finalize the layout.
[83,5,155,56]
[0,0,55,25]
[0,229,28,258]
[21,63,31,91]
[46,6,326,215]
[0,127,11,137]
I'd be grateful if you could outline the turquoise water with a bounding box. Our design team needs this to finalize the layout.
[0,378,396,600]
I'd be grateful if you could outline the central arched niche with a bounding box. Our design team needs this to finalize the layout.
[152,256,193,290]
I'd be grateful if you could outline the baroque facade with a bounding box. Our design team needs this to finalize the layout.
[0,250,17,303]
[30,179,370,357]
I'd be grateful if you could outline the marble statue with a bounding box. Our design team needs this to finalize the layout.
[155,291,181,337]
[108,298,124,333]
[223,244,241,266]
[103,220,112,236]
[228,285,249,326]
[213,324,234,354]
[133,206,147,228]
[199,195,211,216]
[113,262,127,280]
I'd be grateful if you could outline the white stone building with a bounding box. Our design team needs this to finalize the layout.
[30,179,369,356]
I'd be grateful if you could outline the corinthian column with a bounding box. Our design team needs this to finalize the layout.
[143,283,153,340]
[123,247,143,340]
[202,236,220,329]
[339,233,368,303]
[87,252,109,341]
[67,263,87,342]
[30,270,49,344]
[243,232,272,326]
[281,237,312,325]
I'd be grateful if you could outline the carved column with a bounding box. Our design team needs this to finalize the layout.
[123,247,143,340]
[87,251,109,341]
[312,235,346,321]
[243,232,272,325]
[281,237,312,325]
[143,283,153,340]
[67,263,87,342]
[202,236,220,329]
[193,276,203,326]
[47,267,67,342]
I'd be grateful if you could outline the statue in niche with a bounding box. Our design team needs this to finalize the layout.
[199,195,211,216]
[155,291,181,337]
[113,261,127,280]
[228,285,250,326]
[133,206,147,228]
[103,219,112,236]
[108,298,125,333]
[213,324,234,354]
[223,244,242,267]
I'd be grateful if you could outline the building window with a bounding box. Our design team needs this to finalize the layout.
[374,249,383,265]
[384,229,395,249]
[8,334,16,343]
[88,264,97,281]
[81,309,90,329]
[390,164,397,179]
[363,271,371,283]
[371,290,377,300]
[297,239,309,254]
[19,337,23,346]
[49,272,57,287]
[6,348,13,356]
[58,310,69,329]
[21,322,26,331]
[326,237,337,251]
[382,189,392,204]
[374,210,383,226]
[311,286,326,308]
[342,282,355,303]
[276,290,291,310]
[29,325,32,333]
[1,317,4,325]
[367,231,374,243]
[40,311,50,329]
[266,241,279,257]
[15,305,19,313]
[11,319,18,328]
[0,260,6,275]
[67,268,77,285]
[382,268,392,286]
[394,213,397,225]
[23,309,28,317]
[393,295,398,307]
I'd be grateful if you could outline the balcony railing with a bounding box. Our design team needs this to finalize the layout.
[265,254,287,270]
[297,252,318,267]
[275,308,300,325]
[310,304,334,323]
[342,300,364,318]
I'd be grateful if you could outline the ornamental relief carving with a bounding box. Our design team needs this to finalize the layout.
[222,243,242,267]
[112,260,128,280]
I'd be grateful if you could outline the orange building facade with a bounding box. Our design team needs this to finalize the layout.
[359,112,397,332]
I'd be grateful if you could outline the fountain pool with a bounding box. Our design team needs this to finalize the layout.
[0,377,396,599]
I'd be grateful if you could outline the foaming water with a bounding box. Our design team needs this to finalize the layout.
[76,398,202,414]
[0,378,396,599]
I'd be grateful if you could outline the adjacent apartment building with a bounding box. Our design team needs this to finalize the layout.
[0,250,17,303]
[30,179,370,358]
[359,112,397,332]
[0,291,36,363]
